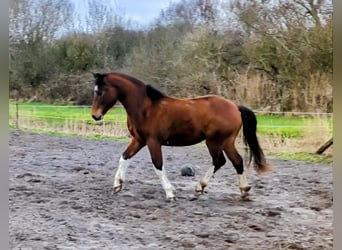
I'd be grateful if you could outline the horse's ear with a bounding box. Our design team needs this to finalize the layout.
[91,72,98,79]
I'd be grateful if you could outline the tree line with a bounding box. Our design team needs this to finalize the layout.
[9,0,332,112]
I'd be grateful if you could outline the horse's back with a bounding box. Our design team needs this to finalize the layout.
[154,95,242,139]
[195,95,242,133]
[197,95,239,112]
[186,95,241,121]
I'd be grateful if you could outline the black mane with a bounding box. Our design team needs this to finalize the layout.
[115,72,146,87]
[146,85,166,101]
[96,72,167,102]
[115,72,166,101]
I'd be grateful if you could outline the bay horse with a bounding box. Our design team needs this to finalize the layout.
[91,72,271,200]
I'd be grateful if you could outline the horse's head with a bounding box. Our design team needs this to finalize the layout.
[91,73,118,121]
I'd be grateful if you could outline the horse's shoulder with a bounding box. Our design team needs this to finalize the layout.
[146,85,166,102]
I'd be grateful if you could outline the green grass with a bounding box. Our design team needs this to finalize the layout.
[256,114,333,137]
[9,102,333,163]
[270,152,333,164]
[9,101,127,125]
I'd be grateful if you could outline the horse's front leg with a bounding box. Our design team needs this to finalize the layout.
[147,139,176,201]
[113,138,144,193]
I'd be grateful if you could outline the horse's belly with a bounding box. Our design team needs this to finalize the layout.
[162,133,205,146]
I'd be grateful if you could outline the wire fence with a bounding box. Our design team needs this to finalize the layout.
[9,103,333,154]
[8,103,128,138]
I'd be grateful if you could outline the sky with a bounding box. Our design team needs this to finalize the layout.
[71,0,174,28]
[117,0,173,26]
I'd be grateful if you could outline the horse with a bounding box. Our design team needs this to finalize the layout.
[90,72,271,201]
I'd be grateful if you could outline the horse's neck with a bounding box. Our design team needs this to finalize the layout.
[118,85,149,122]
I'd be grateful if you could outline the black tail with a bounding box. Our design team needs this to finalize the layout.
[238,105,271,174]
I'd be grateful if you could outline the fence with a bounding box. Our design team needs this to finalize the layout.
[9,103,129,138]
[9,103,333,155]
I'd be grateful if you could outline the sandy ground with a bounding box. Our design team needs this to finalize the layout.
[9,130,333,250]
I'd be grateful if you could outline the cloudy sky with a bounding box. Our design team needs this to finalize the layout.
[71,0,174,27]
[118,0,172,25]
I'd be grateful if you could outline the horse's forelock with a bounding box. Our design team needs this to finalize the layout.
[93,73,107,87]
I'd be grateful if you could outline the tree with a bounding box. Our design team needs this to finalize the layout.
[10,0,74,99]
[229,0,332,111]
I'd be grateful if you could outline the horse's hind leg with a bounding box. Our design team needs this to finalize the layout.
[195,140,226,195]
[223,139,251,199]
[113,138,144,193]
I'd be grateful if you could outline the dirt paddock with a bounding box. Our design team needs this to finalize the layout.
[9,130,333,250]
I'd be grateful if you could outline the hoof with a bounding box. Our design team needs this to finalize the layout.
[240,190,252,201]
[166,196,176,202]
[240,185,251,200]
[195,182,206,195]
[113,185,122,194]
[241,194,251,201]
[195,189,204,196]
[240,185,251,193]
[241,191,249,198]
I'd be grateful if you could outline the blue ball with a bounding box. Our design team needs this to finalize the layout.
[180,164,195,176]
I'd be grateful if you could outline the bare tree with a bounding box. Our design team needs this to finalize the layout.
[83,0,120,33]
[10,0,74,44]
[10,0,74,98]
[228,0,332,111]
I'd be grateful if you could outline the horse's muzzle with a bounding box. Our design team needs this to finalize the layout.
[92,114,103,121]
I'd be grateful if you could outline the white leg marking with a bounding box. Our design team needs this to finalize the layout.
[154,167,175,199]
[113,156,131,189]
[237,172,249,189]
[237,172,251,198]
[196,166,215,192]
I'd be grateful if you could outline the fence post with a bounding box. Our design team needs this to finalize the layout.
[315,137,333,155]
[15,98,19,129]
